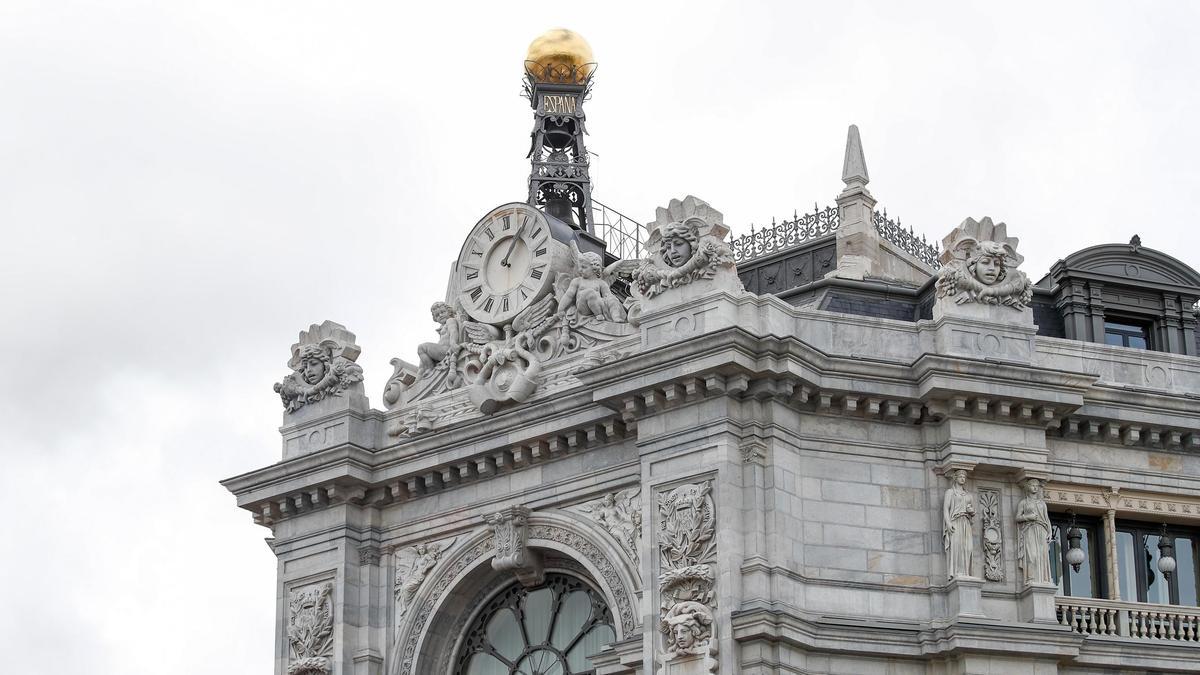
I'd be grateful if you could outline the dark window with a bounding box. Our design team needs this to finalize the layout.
[1050,516,1104,598]
[1115,522,1200,606]
[1104,320,1151,349]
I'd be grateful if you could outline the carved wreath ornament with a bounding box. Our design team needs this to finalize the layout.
[287,582,334,675]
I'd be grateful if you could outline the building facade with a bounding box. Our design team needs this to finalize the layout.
[222,30,1200,675]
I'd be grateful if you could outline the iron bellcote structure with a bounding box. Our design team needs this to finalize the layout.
[523,29,599,246]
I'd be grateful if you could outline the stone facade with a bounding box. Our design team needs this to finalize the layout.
[223,50,1200,675]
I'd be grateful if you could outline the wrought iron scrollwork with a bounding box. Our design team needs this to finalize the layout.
[730,204,839,263]
[873,209,941,270]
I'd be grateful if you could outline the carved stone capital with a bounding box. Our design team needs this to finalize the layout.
[485,506,544,587]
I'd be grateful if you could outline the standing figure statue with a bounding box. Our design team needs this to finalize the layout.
[943,468,976,579]
[417,302,462,380]
[1016,478,1053,584]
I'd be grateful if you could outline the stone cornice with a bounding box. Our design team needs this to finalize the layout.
[730,606,1083,660]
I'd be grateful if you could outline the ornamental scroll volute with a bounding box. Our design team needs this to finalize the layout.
[657,480,719,673]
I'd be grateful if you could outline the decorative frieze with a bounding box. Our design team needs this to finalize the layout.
[1045,483,1200,521]
[657,479,718,672]
[287,582,334,675]
[979,489,1004,582]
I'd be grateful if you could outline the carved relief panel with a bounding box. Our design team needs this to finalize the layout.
[657,479,719,673]
[287,581,334,675]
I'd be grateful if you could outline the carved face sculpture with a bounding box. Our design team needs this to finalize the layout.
[659,221,699,268]
[302,358,327,385]
[431,302,452,324]
[1025,478,1041,497]
[954,469,967,486]
[579,252,603,279]
[968,242,1009,286]
[671,621,696,650]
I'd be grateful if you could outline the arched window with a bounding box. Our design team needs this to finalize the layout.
[454,573,616,675]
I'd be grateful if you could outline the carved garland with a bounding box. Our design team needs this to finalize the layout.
[979,489,1003,582]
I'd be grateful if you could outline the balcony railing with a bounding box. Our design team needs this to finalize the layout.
[1056,596,1200,642]
[592,199,643,262]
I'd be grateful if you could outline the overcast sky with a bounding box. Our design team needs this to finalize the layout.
[3,1,1199,672]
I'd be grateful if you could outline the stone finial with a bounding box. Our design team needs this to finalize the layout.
[841,124,870,191]
[273,320,365,414]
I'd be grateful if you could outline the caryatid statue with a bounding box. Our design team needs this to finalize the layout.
[943,468,976,579]
[1016,477,1053,584]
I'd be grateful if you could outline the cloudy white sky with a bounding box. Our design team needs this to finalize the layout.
[2,1,1198,672]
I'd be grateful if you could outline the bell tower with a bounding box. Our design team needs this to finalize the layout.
[523,29,599,241]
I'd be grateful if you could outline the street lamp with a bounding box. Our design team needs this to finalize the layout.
[1158,524,1177,580]
[1065,511,1086,573]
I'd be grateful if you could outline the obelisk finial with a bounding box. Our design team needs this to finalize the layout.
[841,124,870,192]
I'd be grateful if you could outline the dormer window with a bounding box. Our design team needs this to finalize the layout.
[1104,319,1152,350]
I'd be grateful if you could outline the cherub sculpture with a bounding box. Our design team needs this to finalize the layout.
[935,217,1033,310]
[273,322,364,414]
[417,302,463,379]
[555,242,636,323]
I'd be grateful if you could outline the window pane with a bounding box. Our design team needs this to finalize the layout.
[486,608,524,661]
[1068,527,1097,597]
[1178,537,1197,607]
[566,624,616,672]
[1105,333,1125,346]
[1144,534,1171,605]
[466,652,508,675]
[550,590,592,649]
[1128,335,1148,349]
[1118,531,1138,601]
[522,587,553,646]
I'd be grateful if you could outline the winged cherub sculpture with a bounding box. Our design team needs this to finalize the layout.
[555,241,639,323]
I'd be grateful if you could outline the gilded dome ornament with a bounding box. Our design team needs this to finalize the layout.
[524,28,596,83]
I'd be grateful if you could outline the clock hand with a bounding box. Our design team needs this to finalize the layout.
[500,222,527,267]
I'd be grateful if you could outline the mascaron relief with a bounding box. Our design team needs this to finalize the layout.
[287,582,334,675]
[658,480,719,672]
[632,196,736,302]
[274,321,364,413]
[935,217,1033,310]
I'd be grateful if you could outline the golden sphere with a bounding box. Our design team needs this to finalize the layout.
[525,28,595,82]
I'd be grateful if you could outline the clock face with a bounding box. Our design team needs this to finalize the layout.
[456,203,556,324]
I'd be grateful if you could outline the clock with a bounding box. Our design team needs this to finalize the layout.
[455,203,565,324]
